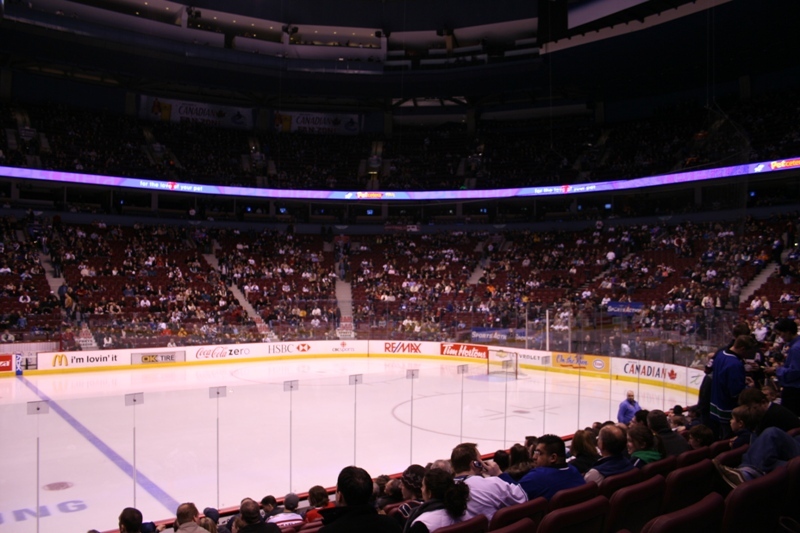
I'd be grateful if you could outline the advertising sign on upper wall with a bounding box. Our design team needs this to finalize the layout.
[140,95,254,130]
[274,111,361,135]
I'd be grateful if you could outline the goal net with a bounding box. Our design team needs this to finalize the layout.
[487,349,519,379]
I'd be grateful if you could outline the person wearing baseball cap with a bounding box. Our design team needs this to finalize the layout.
[267,493,303,530]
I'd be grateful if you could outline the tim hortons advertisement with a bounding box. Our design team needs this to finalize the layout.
[38,350,131,370]
[440,343,489,360]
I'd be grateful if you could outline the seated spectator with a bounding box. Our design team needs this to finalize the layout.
[687,424,715,450]
[716,427,800,488]
[627,425,663,468]
[567,429,600,475]
[739,382,800,434]
[175,503,214,533]
[267,493,303,529]
[260,495,280,518]
[499,443,534,482]
[516,434,586,500]
[319,466,402,532]
[118,507,143,533]
[492,450,510,473]
[198,516,217,533]
[396,464,426,526]
[376,476,402,510]
[202,508,230,533]
[406,468,470,533]
[648,410,691,456]
[237,499,279,533]
[630,410,649,427]
[728,405,755,450]
[304,486,334,523]
[584,425,634,485]
[670,415,687,432]
[450,442,527,522]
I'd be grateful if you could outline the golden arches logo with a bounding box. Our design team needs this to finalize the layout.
[52,354,69,367]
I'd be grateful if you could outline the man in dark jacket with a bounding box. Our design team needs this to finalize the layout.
[238,500,280,533]
[319,466,402,533]
[584,425,635,485]
[738,387,800,434]
[648,410,691,457]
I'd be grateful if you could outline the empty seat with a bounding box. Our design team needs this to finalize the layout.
[435,514,489,533]
[599,467,643,499]
[537,495,609,533]
[714,444,749,467]
[723,466,789,533]
[640,492,724,533]
[488,497,548,531]
[675,446,710,468]
[605,474,665,533]
[489,517,536,533]
[709,439,732,458]
[640,456,676,480]
[785,456,800,523]
[548,481,598,512]
[661,459,714,514]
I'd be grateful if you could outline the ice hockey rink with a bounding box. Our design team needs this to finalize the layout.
[0,356,695,533]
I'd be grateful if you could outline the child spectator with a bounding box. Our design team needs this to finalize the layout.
[729,405,756,449]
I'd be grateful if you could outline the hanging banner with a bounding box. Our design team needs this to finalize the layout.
[140,95,254,129]
[606,301,644,316]
[273,111,361,135]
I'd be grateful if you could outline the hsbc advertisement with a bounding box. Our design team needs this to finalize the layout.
[191,341,369,360]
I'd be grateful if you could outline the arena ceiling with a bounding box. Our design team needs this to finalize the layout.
[0,0,798,111]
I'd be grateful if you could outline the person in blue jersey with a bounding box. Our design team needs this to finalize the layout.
[710,334,757,438]
[514,434,586,500]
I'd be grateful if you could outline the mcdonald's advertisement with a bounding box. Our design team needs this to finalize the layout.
[38,351,130,370]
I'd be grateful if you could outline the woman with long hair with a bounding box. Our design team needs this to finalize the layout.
[499,443,534,481]
[404,468,470,533]
[568,429,600,474]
